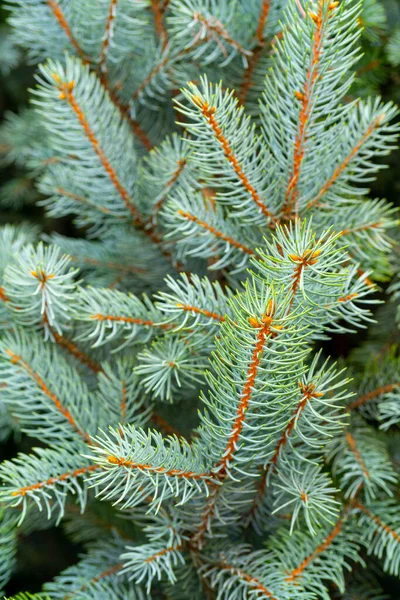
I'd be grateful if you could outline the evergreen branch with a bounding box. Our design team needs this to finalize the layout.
[42,537,142,598]
[9,464,100,499]
[183,82,277,223]
[88,426,215,509]
[152,159,188,218]
[177,210,256,256]
[73,287,171,348]
[283,0,327,216]
[201,545,310,600]
[214,561,278,599]
[0,331,98,444]
[33,58,160,236]
[327,419,398,501]
[53,77,139,221]
[96,358,152,428]
[354,499,400,575]
[348,383,399,410]
[247,355,349,530]
[163,190,263,271]
[190,13,251,60]
[256,0,272,45]
[98,73,154,152]
[0,447,96,523]
[247,381,325,524]
[271,463,340,536]
[151,0,168,46]
[285,517,344,583]
[174,303,225,323]
[216,299,277,476]
[344,429,370,480]
[120,541,185,591]
[105,454,208,480]
[53,186,124,217]
[307,113,386,209]
[191,282,309,547]
[238,45,265,106]
[131,50,171,101]
[1,348,90,443]
[155,273,233,331]
[98,0,119,75]
[168,0,251,66]
[3,242,78,337]
[135,336,208,402]
[49,327,103,374]
[48,231,168,290]
[140,133,194,219]
[261,0,364,215]
[355,501,400,540]
[64,562,124,600]
[46,0,87,61]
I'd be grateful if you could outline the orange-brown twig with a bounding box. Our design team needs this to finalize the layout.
[178,210,258,257]
[348,383,398,410]
[47,0,87,61]
[192,98,276,223]
[10,464,100,497]
[283,2,326,217]
[6,349,91,443]
[107,455,210,480]
[307,116,385,209]
[286,518,344,582]
[345,430,370,479]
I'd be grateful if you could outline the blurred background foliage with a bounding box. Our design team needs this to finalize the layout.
[0,0,400,595]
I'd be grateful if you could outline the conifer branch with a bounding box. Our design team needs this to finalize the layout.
[177,210,257,257]
[354,500,400,542]
[216,561,278,599]
[353,499,400,575]
[132,53,171,101]
[54,186,124,216]
[152,158,188,220]
[106,454,210,480]
[64,562,124,600]
[88,313,172,329]
[49,327,102,374]
[307,114,386,209]
[344,429,370,479]
[3,348,91,443]
[9,464,100,499]
[348,383,399,410]
[99,74,154,151]
[283,0,326,217]
[175,303,226,323]
[191,13,251,59]
[46,0,87,61]
[285,517,344,582]
[217,301,278,475]
[256,0,271,45]
[238,46,264,106]
[247,382,324,523]
[53,77,140,222]
[99,0,119,75]
[151,0,168,47]
[190,95,276,223]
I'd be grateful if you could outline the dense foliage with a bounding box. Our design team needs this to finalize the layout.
[0,0,400,598]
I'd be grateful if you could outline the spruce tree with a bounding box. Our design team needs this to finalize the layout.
[0,0,400,598]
